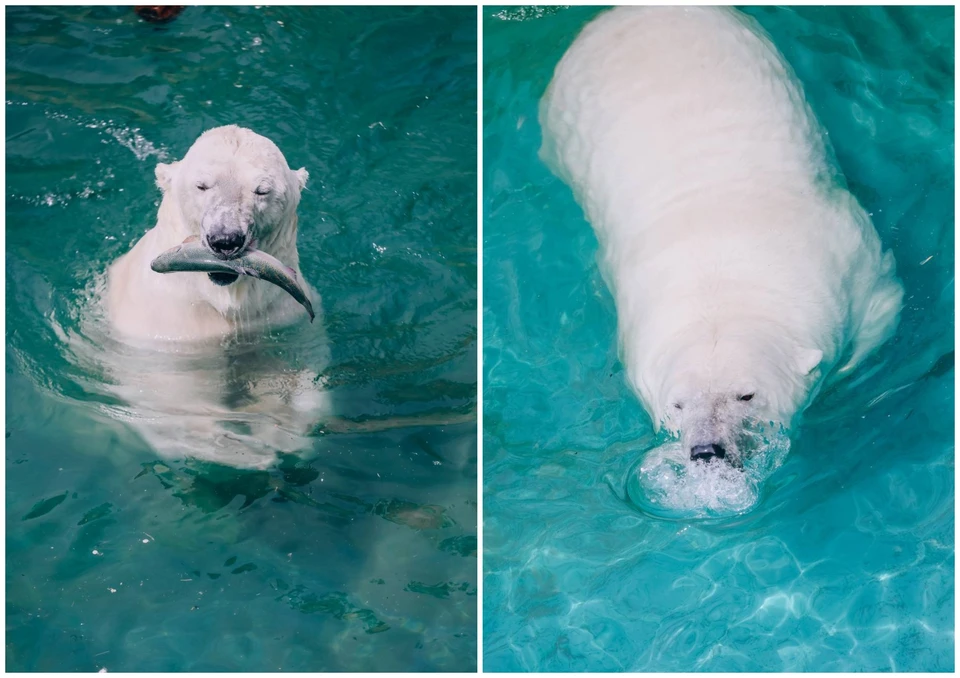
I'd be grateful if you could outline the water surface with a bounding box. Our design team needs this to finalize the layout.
[483,5,953,672]
[7,6,477,672]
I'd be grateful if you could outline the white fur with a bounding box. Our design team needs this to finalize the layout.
[106,125,315,342]
[540,7,903,460]
[95,126,327,468]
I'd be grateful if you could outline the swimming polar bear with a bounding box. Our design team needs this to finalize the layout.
[107,124,314,341]
[540,7,903,464]
[92,125,329,469]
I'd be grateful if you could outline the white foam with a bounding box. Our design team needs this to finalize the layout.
[632,434,791,519]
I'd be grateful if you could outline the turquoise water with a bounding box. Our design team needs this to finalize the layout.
[484,6,953,672]
[7,6,476,672]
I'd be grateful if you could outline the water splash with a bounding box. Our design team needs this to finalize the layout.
[492,6,569,22]
[42,108,170,161]
[627,432,792,519]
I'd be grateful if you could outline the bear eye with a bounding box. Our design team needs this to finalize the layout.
[254,186,271,196]
[196,183,210,191]
[738,393,755,402]
[673,403,683,411]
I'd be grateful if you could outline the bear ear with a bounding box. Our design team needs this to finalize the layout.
[295,167,309,190]
[155,161,179,193]
[795,348,823,376]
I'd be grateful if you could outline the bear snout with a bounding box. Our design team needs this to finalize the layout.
[207,229,246,259]
[690,443,726,462]
[201,203,252,260]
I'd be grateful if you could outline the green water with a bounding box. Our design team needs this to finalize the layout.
[6,6,477,672]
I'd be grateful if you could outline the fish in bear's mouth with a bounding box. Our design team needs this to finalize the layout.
[149,236,316,321]
[206,237,249,286]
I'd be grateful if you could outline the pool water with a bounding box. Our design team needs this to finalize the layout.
[483,5,953,672]
[7,6,477,672]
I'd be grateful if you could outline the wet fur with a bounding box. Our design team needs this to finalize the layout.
[96,126,327,469]
[106,125,314,342]
[539,7,903,457]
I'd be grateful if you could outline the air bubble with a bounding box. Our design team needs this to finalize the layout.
[626,432,791,519]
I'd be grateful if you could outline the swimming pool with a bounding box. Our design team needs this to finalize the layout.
[483,5,953,672]
[7,6,477,672]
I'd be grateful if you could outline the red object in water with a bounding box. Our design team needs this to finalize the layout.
[134,6,185,23]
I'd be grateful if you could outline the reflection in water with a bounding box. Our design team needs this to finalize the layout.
[57,276,333,469]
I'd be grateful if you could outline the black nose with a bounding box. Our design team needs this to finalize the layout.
[690,443,726,462]
[207,230,245,257]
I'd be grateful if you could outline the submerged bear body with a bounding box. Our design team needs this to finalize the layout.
[540,7,903,461]
[95,125,327,468]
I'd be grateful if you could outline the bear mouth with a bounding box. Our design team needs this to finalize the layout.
[208,272,240,286]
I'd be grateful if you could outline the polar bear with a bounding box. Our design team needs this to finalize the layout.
[92,125,328,469]
[106,124,315,342]
[539,7,903,464]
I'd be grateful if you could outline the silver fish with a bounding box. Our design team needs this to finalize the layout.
[150,237,315,322]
